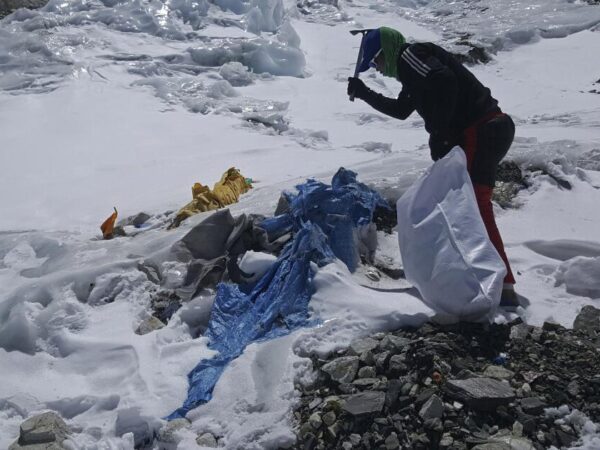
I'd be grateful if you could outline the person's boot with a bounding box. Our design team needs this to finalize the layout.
[500,283,519,309]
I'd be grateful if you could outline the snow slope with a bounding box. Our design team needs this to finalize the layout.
[1,0,600,447]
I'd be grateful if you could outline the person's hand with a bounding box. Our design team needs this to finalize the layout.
[428,134,456,161]
[347,77,367,99]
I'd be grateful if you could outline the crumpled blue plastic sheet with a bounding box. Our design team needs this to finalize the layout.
[261,168,389,272]
[168,168,389,419]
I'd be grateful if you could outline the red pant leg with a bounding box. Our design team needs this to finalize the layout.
[472,184,516,284]
[464,126,516,285]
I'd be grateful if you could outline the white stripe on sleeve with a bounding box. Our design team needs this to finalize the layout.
[401,48,431,77]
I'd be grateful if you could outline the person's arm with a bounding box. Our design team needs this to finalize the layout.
[401,44,458,139]
[400,44,460,159]
[348,77,415,120]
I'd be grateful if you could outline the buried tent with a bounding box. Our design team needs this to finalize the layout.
[170,167,253,228]
[168,168,389,419]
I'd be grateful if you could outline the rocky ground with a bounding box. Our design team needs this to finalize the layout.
[292,306,600,450]
[0,0,47,19]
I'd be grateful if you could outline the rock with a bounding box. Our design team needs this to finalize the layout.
[388,355,408,374]
[410,433,430,447]
[119,212,151,228]
[150,290,182,323]
[298,422,313,439]
[385,380,402,410]
[321,356,359,384]
[493,181,522,208]
[397,396,412,408]
[472,444,512,450]
[530,328,543,342]
[308,412,322,429]
[9,442,63,450]
[512,421,524,437]
[308,398,322,410]
[322,396,343,412]
[338,383,356,394]
[492,434,536,450]
[357,366,376,378]
[520,397,547,415]
[196,432,218,447]
[567,380,580,397]
[378,335,410,353]
[157,418,190,444]
[352,377,379,387]
[342,391,385,416]
[135,316,165,335]
[424,417,443,432]
[510,323,531,340]
[375,351,391,372]
[556,429,576,447]
[294,321,600,450]
[496,161,523,183]
[542,321,562,332]
[384,431,400,449]
[349,433,361,445]
[326,423,340,440]
[419,394,444,420]
[0,0,47,18]
[445,378,516,411]
[115,407,157,448]
[349,337,379,355]
[415,388,436,408]
[440,434,454,448]
[359,350,375,366]
[10,412,68,448]
[456,369,480,379]
[483,365,515,381]
[137,261,161,284]
[322,411,336,427]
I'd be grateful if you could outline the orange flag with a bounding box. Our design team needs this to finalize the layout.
[100,207,118,239]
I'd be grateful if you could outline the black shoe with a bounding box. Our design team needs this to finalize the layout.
[500,288,520,309]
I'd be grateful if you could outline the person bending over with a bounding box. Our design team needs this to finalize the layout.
[348,27,518,307]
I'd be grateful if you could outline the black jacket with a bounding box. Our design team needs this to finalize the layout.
[360,42,500,160]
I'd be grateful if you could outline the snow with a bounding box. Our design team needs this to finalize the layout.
[2,0,600,447]
[546,406,600,450]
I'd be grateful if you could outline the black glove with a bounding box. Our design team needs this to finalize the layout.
[347,77,368,100]
[428,134,456,161]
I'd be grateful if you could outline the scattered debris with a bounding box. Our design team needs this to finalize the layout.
[170,167,252,228]
[100,207,124,240]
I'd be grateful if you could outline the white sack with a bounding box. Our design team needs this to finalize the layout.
[396,147,506,322]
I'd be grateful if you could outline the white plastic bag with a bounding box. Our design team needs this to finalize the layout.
[396,147,506,322]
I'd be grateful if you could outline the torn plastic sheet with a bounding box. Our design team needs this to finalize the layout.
[260,167,390,272]
[168,222,334,419]
[168,168,389,419]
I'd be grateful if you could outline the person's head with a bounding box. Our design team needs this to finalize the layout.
[357,27,406,79]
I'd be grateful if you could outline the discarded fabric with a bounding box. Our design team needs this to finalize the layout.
[170,167,252,228]
[168,168,389,419]
[100,207,118,239]
[168,222,334,419]
[171,209,290,301]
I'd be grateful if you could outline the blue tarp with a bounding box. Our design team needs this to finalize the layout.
[168,168,389,419]
[261,168,389,272]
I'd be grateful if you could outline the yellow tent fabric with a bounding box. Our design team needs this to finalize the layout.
[171,168,252,228]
